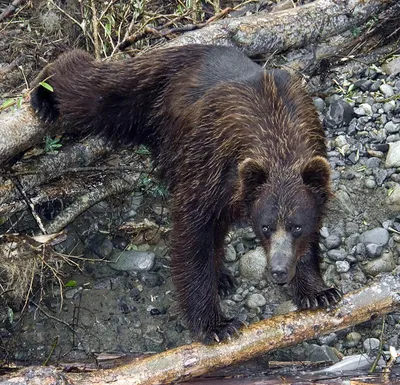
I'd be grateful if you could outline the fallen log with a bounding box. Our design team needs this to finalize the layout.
[167,0,398,56]
[1,273,399,385]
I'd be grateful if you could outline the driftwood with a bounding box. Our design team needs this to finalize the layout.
[1,274,399,385]
[167,0,398,55]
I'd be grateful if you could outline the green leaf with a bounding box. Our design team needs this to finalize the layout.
[1,98,15,109]
[40,81,54,92]
[65,280,77,287]
[7,307,14,324]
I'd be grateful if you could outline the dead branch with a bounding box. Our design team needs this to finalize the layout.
[1,273,399,385]
[0,137,112,207]
[166,0,397,56]
[45,170,142,233]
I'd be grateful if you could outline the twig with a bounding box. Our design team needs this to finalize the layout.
[45,171,142,233]
[90,0,101,59]
[382,346,400,382]
[369,315,386,373]
[10,176,47,234]
[0,0,25,21]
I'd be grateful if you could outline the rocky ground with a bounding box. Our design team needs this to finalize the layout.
[1,0,400,375]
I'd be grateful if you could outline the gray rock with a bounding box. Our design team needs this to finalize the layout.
[324,235,341,249]
[365,243,383,258]
[362,250,396,276]
[359,228,389,246]
[318,333,338,346]
[385,141,400,168]
[109,250,155,272]
[383,101,396,114]
[387,134,400,143]
[320,226,330,238]
[305,344,340,363]
[239,247,267,280]
[225,244,237,262]
[365,157,381,169]
[335,135,348,148]
[327,249,347,261]
[379,84,394,97]
[313,97,325,112]
[387,183,400,210]
[246,293,267,308]
[346,331,362,347]
[382,57,400,75]
[364,177,376,189]
[355,103,373,117]
[325,100,354,129]
[373,168,388,186]
[336,260,350,273]
[363,338,380,353]
[384,121,399,134]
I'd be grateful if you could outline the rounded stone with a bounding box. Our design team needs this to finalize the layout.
[379,84,394,97]
[239,247,267,280]
[327,249,347,261]
[336,260,350,273]
[109,250,155,272]
[363,337,380,352]
[246,293,267,309]
[324,235,341,250]
[359,228,389,246]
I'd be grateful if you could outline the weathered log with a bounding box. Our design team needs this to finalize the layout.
[1,273,399,385]
[167,0,397,56]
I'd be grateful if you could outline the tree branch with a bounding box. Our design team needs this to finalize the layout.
[1,274,399,384]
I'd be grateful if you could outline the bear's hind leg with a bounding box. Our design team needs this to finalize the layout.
[292,240,342,310]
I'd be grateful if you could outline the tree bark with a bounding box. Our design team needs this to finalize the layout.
[167,0,397,56]
[1,274,399,385]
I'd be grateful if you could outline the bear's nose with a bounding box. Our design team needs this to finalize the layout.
[271,268,289,284]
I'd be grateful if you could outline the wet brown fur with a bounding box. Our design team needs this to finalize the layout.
[31,45,340,343]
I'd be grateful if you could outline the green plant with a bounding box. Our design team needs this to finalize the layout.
[44,136,62,153]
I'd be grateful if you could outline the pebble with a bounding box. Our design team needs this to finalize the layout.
[325,99,354,129]
[365,243,383,258]
[359,228,389,246]
[362,250,396,276]
[363,338,380,353]
[324,235,341,249]
[327,249,347,261]
[109,250,155,272]
[384,121,399,134]
[346,331,362,347]
[385,141,400,168]
[336,260,350,273]
[387,183,400,210]
[246,293,267,308]
[379,84,394,97]
[239,247,267,280]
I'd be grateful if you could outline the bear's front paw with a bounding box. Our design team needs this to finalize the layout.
[201,318,246,344]
[296,287,342,310]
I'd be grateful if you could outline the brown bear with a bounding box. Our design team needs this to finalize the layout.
[31,45,341,343]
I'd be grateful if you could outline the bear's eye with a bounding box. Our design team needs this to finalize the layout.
[262,225,272,236]
[292,225,302,237]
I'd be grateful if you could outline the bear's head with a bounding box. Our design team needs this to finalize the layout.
[237,156,331,285]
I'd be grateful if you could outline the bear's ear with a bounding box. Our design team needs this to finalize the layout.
[301,156,331,201]
[237,158,268,204]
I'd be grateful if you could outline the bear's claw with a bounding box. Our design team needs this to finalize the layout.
[297,287,342,310]
[201,318,247,344]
